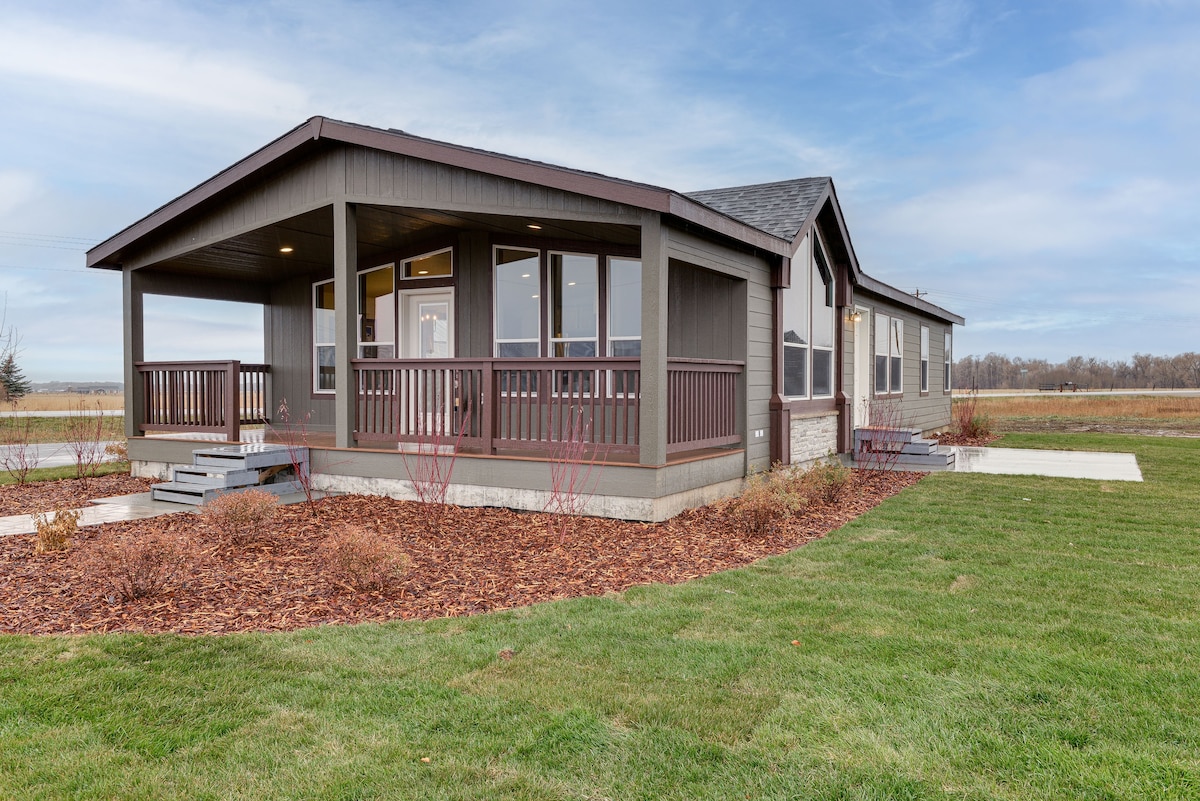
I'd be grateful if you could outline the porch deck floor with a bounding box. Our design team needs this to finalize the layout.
[142,430,738,466]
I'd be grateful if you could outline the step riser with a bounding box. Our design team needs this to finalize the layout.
[172,468,261,488]
[151,480,305,506]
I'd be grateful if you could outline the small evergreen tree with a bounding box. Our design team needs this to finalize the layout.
[0,353,32,400]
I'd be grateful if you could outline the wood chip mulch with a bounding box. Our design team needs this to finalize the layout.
[934,431,1001,447]
[0,473,159,516]
[0,470,922,636]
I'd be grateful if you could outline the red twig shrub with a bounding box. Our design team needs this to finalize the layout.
[857,397,911,471]
[543,405,606,541]
[64,399,107,478]
[318,525,410,593]
[86,531,192,601]
[0,407,39,484]
[200,489,279,548]
[271,398,316,516]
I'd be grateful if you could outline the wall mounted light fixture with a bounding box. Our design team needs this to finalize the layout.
[846,310,863,323]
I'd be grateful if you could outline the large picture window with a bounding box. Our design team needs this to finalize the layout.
[784,233,836,399]
[608,257,642,357]
[494,247,640,361]
[313,280,336,393]
[549,253,598,357]
[494,247,541,357]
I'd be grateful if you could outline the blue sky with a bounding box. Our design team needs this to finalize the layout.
[1,0,1197,381]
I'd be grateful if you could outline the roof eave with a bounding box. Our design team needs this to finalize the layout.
[856,274,965,325]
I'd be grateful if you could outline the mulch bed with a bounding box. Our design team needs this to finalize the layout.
[0,471,922,635]
[0,473,159,516]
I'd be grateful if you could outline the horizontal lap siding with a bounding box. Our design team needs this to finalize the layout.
[862,295,953,433]
[666,228,772,473]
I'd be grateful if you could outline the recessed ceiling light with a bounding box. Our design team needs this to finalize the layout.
[521,273,531,279]
[531,294,539,299]
[279,246,294,253]
[417,270,429,275]
[527,223,542,230]
[568,281,576,286]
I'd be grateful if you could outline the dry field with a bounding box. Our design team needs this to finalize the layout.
[963,392,1200,434]
[8,393,124,413]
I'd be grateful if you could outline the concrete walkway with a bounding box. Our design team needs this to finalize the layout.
[0,490,320,537]
[946,446,1143,481]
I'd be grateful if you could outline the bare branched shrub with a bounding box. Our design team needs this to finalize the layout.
[857,397,911,471]
[319,526,410,593]
[87,531,191,601]
[33,508,81,554]
[543,405,606,542]
[271,398,316,516]
[401,384,469,513]
[0,406,39,483]
[200,489,280,548]
[64,399,106,478]
[727,469,806,536]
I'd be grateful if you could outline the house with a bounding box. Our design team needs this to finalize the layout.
[86,117,963,521]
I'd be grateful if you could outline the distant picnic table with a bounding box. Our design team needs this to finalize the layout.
[1038,382,1088,392]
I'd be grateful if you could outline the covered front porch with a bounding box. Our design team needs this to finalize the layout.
[131,356,743,461]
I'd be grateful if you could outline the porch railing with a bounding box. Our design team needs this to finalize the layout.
[352,357,743,456]
[135,361,269,441]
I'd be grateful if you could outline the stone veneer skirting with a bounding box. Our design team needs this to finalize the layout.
[789,412,838,465]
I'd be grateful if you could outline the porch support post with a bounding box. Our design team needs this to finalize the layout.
[122,267,145,439]
[333,200,358,448]
[638,212,669,466]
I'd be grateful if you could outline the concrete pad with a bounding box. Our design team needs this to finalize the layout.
[0,490,333,537]
[948,447,1143,482]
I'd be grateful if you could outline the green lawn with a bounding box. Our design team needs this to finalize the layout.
[0,414,125,445]
[2,433,1197,799]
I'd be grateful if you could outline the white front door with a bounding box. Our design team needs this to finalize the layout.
[853,307,871,428]
[401,290,454,359]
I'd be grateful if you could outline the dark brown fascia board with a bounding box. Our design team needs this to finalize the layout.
[87,117,325,269]
[88,115,796,270]
[856,274,965,325]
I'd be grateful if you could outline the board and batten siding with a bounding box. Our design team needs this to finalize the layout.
[666,226,772,473]
[861,294,953,433]
[268,275,336,430]
[126,144,645,271]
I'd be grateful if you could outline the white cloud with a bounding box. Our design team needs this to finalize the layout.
[0,19,310,121]
[0,171,40,217]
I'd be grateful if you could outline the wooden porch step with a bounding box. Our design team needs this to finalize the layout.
[151,480,304,505]
[151,443,308,506]
[171,464,261,488]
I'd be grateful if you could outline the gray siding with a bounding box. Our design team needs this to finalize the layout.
[267,274,336,430]
[862,294,954,433]
[666,227,771,472]
[129,145,644,270]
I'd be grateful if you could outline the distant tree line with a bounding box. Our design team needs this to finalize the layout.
[954,353,1200,391]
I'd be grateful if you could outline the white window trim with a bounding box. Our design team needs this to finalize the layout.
[889,317,904,394]
[493,246,542,358]
[944,331,953,393]
[313,279,336,395]
[547,250,599,359]
[920,325,930,394]
[874,312,890,395]
[401,246,454,280]
[356,263,396,360]
[607,256,642,358]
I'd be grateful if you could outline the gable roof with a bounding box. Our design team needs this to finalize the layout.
[685,178,829,242]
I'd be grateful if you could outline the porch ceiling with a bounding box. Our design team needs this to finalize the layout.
[145,204,640,283]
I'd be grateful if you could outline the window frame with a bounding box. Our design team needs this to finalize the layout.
[607,256,642,358]
[920,325,930,394]
[313,279,336,395]
[810,234,836,399]
[874,312,890,395]
[493,246,543,359]
[944,330,953,393]
[889,317,904,394]
[401,246,453,280]
[356,263,397,360]
[547,251,600,359]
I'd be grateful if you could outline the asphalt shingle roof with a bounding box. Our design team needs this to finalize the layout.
[685,177,829,242]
